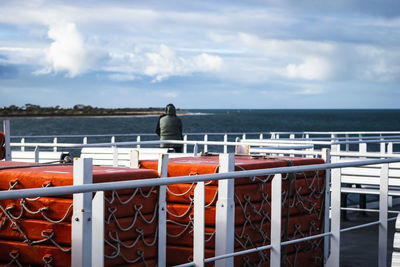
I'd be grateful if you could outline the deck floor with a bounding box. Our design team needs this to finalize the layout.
[340,208,398,266]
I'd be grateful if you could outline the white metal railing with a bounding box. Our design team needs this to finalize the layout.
[3,116,400,156]
[1,154,400,266]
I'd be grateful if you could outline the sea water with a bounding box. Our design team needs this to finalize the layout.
[5,109,400,136]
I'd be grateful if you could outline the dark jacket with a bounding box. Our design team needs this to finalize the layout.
[156,104,183,149]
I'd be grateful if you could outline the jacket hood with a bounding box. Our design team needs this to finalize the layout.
[165,104,176,115]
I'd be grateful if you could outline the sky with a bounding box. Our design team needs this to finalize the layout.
[0,0,399,109]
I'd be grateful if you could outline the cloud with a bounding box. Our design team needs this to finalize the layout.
[284,57,331,81]
[143,44,222,82]
[36,22,103,77]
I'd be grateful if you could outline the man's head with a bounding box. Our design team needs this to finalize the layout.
[165,103,176,115]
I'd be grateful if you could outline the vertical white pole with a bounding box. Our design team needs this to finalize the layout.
[72,158,93,267]
[193,182,205,267]
[326,166,341,267]
[223,134,228,154]
[204,134,208,153]
[388,143,393,154]
[380,141,385,154]
[158,154,168,267]
[183,135,188,154]
[270,174,282,267]
[112,146,118,167]
[322,148,331,264]
[21,138,25,152]
[345,134,349,152]
[111,136,115,143]
[92,191,104,267]
[3,120,11,161]
[53,137,58,152]
[379,163,389,267]
[83,137,87,145]
[289,133,295,139]
[259,133,263,140]
[242,133,246,140]
[193,143,198,156]
[34,146,39,163]
[129,149,140,168]
[359,143,367,154]
[136,136,141,149]
[215,153,235,267]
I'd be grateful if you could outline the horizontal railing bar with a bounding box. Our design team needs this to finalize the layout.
[0,158,399,200]
[281,232,332,246]
[10,131,400,139]
[333,139,400,145]
[174,263,195,267]
[331,151,400,158]
[8,140,320,149]
[341,220,380,232]
[203,244,273,263]
[341,207,400,214]
[204,232,332,263]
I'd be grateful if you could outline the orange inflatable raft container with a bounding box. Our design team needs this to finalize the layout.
[0,161,159,267]
[140,155,325,266]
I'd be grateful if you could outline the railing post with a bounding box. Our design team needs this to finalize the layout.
[223,134,228,154]
[129,149,140,168]
[53,137,58,152]
[193,143,198,156]
[345,134,349,152]
[34,146,39,163]
[242,133,246,140]
[158,154,168,267]
[259,133,263,140]
[359,142,367,154]
[322,148,331,264]
[111,136,115,143]
[388,142,393,154]
[215,153,235,267]
[92,191,104,267]
[270,173,282,267]
[194,181,205,267]
[72,158,93,267]
[3,120,11,161]
[21,137,25,152]
[136,136,141,149]
[112,145,118,167]
[380,139,385,154]
[379,163,389,267]
[204,134,208,153]
[183,135,188,154]
[326,165,341,267]
[83,137,87,144]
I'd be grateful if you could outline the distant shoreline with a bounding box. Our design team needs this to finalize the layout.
[0,105,189,118]
[0,111,191,119]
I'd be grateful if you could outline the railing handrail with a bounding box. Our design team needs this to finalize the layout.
[0,157,399,201]
[10,131,400,139]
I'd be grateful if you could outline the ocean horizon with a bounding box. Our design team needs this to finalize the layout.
[2,109,400,137]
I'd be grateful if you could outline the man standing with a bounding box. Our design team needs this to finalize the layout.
[155,104,183,152]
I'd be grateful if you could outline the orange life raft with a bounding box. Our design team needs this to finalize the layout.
[140,155,326,266]
[0,161,159,266]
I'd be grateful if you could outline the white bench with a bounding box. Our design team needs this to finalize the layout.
[337,157,400,211]
[11,151,66,163]
[80,147,193,167]
[236,139,314,156]
[341,160,400,187]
